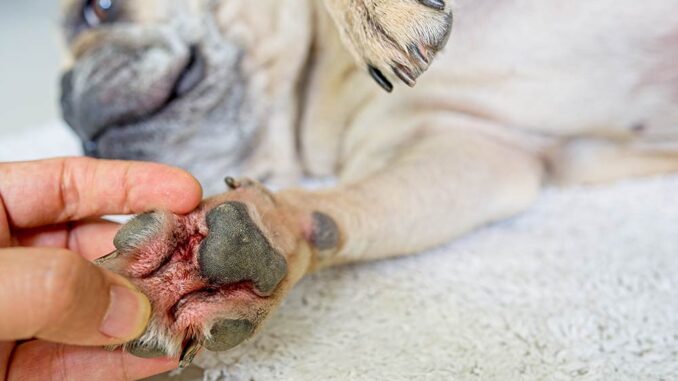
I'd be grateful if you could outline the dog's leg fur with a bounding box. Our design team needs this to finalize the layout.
[280,126,543,269]
[547,138,678,185]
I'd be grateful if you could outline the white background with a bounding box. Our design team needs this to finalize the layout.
[0,0,61,134]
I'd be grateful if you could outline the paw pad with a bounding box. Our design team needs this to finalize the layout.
[198,201,288,296]
[204,319,255,351]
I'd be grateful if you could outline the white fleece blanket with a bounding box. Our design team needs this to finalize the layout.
[2,123,677,381]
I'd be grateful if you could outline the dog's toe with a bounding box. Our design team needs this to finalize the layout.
[325,0,453,91]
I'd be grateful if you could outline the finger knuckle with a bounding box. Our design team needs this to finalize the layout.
[57,158,86,221]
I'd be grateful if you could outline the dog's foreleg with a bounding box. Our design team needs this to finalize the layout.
[96,128,543,358]
[280,128,544,268]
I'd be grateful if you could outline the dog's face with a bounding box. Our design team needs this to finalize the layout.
[60,0,299,189]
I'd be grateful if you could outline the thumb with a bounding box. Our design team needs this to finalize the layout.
[0,248,151,346]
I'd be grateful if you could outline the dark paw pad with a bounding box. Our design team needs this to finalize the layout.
[105,211,176,277]
[113,212,163,253]
[198,202,288,296]
[310,211,340,250]
[204,319,255,351]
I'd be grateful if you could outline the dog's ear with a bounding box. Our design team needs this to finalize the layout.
[322,0,453,92]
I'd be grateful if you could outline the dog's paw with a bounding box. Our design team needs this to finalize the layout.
[96,179,329,367]
[324,0,453,92]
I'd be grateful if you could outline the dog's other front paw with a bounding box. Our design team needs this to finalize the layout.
[96,179,325,367]
[324,0,453,92]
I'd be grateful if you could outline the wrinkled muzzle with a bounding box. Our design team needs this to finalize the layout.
[61,28,197,148]
[59,22,258,194]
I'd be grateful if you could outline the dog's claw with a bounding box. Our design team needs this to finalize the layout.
[224,176,240,190]
[418,0,445,11]
[408,44,430,67]
[393,64,417,87]
[368,65,393,93]
[179,339,203,368]
[94,250,120,265]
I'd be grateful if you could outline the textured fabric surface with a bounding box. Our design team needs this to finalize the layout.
[194,176,678,381]
[3,124,677,381]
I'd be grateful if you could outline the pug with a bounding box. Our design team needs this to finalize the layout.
[60,0,678,368]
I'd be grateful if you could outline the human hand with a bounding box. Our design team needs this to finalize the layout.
[0,157,203,380]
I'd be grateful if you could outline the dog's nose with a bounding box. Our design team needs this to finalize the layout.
[60,44,201,144]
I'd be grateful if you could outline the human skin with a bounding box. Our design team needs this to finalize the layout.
[0,157,203,381]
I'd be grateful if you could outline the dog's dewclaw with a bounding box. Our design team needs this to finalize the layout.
[224,176,241,190]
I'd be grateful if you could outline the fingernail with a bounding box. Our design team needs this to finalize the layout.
[100,285,151,339]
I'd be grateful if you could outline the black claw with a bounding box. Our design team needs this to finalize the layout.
[393,64,417,87]
[408,44,430,68]
[419,0,445,11]
[113,212,163,254]
[224,176,240,190]
[368,65,393,93]
[179,339,202,368]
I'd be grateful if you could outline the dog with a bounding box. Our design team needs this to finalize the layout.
[59,0,678,368]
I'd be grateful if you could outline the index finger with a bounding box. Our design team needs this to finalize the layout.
[0,157,202,229]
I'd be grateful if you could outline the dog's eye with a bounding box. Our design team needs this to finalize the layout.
[83,0,119,27]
